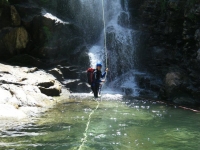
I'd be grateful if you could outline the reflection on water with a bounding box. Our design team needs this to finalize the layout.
[0,94,200,150]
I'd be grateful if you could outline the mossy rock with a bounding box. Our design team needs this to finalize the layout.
[0,0,9,7]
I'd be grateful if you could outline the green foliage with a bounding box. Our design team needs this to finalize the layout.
[160,0,167,13]
[40,0,49,4]
[43,26,52,42]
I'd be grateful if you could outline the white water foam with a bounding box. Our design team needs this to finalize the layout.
[70,93,123,101]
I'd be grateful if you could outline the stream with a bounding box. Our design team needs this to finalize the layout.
[0,94,199,150]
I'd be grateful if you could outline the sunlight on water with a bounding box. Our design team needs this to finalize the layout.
[0,96,199,150]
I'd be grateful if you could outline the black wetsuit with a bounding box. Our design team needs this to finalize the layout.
[91,69,106,98]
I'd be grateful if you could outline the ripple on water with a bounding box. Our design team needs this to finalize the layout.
[0,94,200,150]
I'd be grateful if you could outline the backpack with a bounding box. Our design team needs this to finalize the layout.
[87,68,95,85]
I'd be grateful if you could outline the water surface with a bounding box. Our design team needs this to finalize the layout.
[0,94,200,150]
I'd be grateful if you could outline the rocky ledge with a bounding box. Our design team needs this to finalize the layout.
[0,63,70,130]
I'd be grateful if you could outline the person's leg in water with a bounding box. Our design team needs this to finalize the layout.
[91,84,99,98]
[94,84,100,98]
[91,84,97,98]
[91,84,95,95]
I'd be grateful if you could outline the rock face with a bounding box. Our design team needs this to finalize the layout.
[0,63,66,121]
[10,5,21,26]
[47,68,64,81]
[0,0,89,69]
[128,0,200,106]
[3,27,28,54]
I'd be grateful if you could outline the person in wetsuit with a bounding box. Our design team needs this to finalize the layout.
[91,62,108,98]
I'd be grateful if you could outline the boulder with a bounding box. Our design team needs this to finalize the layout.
[38,85,62,96]
[47,68,64,81]
[37,80,62,96]
[164,72,182,98]
[3,27,28,55]
[59,66,79,79]
[37,80,55,88]
[63,79,80,92]
[10,5,21,26]
[165,72,181,87]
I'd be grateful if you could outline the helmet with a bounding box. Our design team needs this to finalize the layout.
[96,62,102,67]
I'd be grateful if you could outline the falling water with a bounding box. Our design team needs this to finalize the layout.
[85,0,139,96]
[40,0,140,96]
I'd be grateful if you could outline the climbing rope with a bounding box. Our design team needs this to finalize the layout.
[77,0,107,149]
[101,0,108,94]
[102,0,108,69]
[77,100,100,150]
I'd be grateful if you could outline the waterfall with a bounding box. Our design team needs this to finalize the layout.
[83,0,139,96]
[43,0,140,96]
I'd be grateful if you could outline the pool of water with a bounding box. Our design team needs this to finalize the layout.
[0,94,200,150]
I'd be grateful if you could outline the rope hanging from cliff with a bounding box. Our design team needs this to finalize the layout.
[101,0,108,94]
[102,0,108,69]
[77,0,107,150]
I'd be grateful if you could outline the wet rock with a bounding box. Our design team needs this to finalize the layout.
[173,97,198,106]
[121,87,133,96]
[10,5,21,26]
[37,80,55,88]
[165,72,181,87]
[197,49,200,60]
[164,72,182,98]
[0,63,68,122]
[118,11,129,27]
[63,79,80,92]
[47,68,64,81]
[195,29,200,47]
[7,54,46,67]
[77,82,91,93]
[36,79,61,96]
[79,71,87,82]
[38,84,62,96]
[59,66,79,79]
[0,86,12,104]
[0,104,26,119]
[0,6,11,28]
[25,67,38,73]
[14,2,41,22]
